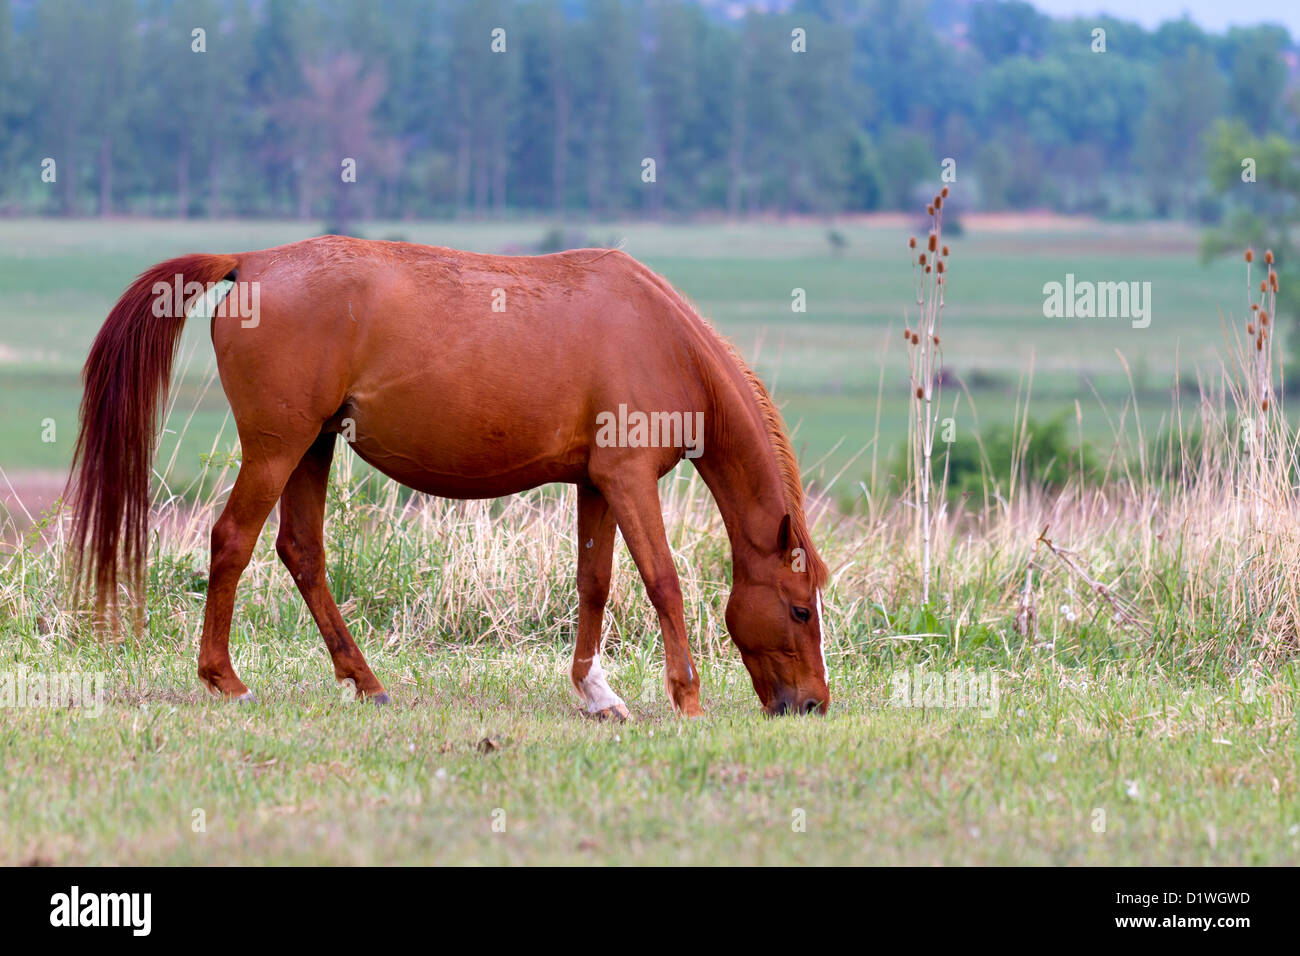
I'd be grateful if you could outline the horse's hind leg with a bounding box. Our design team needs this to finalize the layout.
[275,432,388,702]
[571,484,629,721]
[197,449,305,699]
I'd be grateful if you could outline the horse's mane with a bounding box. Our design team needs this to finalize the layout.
[630,259,829,591]
[712,334,830,590]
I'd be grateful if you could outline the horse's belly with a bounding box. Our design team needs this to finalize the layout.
[333,303,619,497]
[348,444,587,498]
[340,399,590,499]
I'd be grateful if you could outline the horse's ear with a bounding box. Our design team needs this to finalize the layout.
[777,513,792,553]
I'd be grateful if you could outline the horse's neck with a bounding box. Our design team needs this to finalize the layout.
[691,372,788,581]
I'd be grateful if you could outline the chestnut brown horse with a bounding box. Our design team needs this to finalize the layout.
[68,236,830,717]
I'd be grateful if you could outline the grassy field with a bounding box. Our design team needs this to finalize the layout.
[4,645,1295,865]
[2,215,1297,866]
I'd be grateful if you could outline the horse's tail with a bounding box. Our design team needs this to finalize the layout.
[67,252,241,617]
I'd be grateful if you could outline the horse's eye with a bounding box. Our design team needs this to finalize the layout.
[791,605,812,623]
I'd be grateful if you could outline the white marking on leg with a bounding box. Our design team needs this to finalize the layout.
[575,653,625,714]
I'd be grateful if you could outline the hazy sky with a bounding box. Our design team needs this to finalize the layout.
[1029,0,1299,35]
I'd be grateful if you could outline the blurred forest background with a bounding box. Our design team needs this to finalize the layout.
[0,0,1295,225]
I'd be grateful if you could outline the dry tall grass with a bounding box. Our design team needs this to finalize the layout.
[903,188,952,605]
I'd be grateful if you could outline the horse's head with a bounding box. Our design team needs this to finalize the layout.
[724,514,830,715]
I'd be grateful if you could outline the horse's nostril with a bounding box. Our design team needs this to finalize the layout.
[802,698,823,715]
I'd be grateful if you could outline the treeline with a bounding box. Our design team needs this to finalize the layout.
[0,0,1294,221]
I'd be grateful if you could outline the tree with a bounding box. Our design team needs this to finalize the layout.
[273,54,401,231]
[969,0,1050,63]
[1138,46,1222,217]
[448,0,519,218]
[0,0,21,211]
[577,0,639,217]
[1222,26,1289,134]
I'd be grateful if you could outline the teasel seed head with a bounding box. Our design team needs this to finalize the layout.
[1262,398,1270,411]
[918,253,927,265]
[937,260,945,274]
[1265,250,1274,264]
[928,233,937,251]
[911,332,920,345]
[1260,311,1269,325]
[1261,280,1268,292]
[942,245,949,256]
[909,236,916,249]
[934,195,943,209]
[927,204,934,216]
[1246,248,1254,263]
[1270,272,1278,292]
[916,386,924,399]
[941,186,949,198]
[932,335,940,345]
[1248,324,1255,335]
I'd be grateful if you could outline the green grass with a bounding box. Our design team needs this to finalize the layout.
[4,641,1296,865]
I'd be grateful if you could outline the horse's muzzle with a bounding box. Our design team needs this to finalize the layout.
[766,690,829,716]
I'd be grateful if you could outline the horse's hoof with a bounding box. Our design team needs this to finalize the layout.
[587,702,631,722]
[369,692,391,706]
[199,675,253,701]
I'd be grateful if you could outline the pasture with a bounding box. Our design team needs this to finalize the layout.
[5,646,1295,865]
[1,216,1296,866]
[3,467,1298,866]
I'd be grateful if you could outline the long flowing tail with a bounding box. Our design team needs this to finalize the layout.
[67,252,240,615]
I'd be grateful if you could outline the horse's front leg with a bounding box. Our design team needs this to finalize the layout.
[571,485,630,720]
[592,469,703,717]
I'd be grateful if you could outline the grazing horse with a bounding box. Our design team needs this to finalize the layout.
[68,236,830,717]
